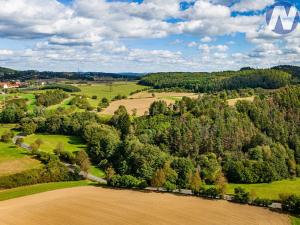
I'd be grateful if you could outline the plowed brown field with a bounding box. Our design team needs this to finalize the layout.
[0,186,289,225]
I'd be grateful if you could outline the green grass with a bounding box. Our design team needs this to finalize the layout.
[23,134,86,154]
[89,166,105,178]
[0,181,92,201]
[0,124,41,176]
[78,82,146,106]
[225,179,300,200]
[291,216,300,225]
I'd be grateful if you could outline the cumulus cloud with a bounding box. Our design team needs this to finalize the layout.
[0,0,298,72]
[231,0,275,12]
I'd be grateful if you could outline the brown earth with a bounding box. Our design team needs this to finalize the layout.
[100,91,199,116]
[0,186,289,225]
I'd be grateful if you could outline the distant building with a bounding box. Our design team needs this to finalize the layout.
[0,81,21,89]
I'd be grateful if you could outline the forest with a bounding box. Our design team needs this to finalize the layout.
[1,82,299,191]
[140,69,294,92]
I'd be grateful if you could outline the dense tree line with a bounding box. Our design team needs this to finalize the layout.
[41,84,81,92]
[35,89,68,107]
[140,69,292,92]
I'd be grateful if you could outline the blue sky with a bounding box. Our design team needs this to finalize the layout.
[0,0,299,72]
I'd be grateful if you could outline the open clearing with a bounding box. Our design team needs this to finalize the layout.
[23,134,86,154]
[101,91,199,116]
[0,186,289,225]
[225,178,300,200]
[0,125,40,176]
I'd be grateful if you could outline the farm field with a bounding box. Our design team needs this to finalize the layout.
[0,186,289,225]
[101,91,199,116]
[23,134,86,154]
[225,178,300,200]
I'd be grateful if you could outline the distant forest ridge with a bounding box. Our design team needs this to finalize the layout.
[0,65,300,84]
[140,65,300,92]
[0,67,145,81]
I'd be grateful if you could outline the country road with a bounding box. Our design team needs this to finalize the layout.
[12,135,107,184]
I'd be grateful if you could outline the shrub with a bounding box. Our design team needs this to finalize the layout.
[92,95,98,100]
[233,187,250,204]
[252,198,272,207]
[1,131,13,143]
[109,175,143,188]
[199,187,221,199]
[280,194,300,214]
[164,181,176,192]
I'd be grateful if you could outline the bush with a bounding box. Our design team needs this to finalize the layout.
[1,131,13,143]
[233,187,250,204]
[200,187,221,199]
[280,194,300,214]
[252,198,272,207]
[108,175,143,188]
[297,165,300,177]
[92,95,98,100]
[164,181,176,192]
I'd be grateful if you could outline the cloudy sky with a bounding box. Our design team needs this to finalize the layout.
[0,0,299,72]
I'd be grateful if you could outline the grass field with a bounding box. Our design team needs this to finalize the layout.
[23,134,86,154]
[77,82,146,106]
[291,216,300,225]
[225,179,300,200]
[89,166,105,178]
[0,124,40,176]
[0,181,92,201]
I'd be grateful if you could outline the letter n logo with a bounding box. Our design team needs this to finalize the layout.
[266,1,299,34]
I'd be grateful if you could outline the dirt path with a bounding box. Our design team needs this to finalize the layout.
[0,186,289,225]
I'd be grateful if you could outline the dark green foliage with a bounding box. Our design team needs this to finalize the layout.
[280,194,300,214]
[41,84,81,92]
[149,101,169,116]
[140,69,291,92]
[108,175,144,188]
[0,103,26,123]
[84,123,120,166]
[110,106,131,138]
[36,89,68,107]
[199,187,221,199]
[252,198,272,207]
[171,158,194,189]
[233,187,250,204]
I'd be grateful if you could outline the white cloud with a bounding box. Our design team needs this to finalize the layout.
[201,36,212,43]
[231,0,274,12]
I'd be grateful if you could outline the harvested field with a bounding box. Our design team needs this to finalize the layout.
[101,91,199,116]
[227,96,255,106]
[0,186,289,225]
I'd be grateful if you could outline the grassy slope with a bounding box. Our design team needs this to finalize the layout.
[23,133,105,177]
[78,82,146,106]
[0,124,40,176]
[23,134,86,154]
[225,179,300,200]
[0,181,92,201]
